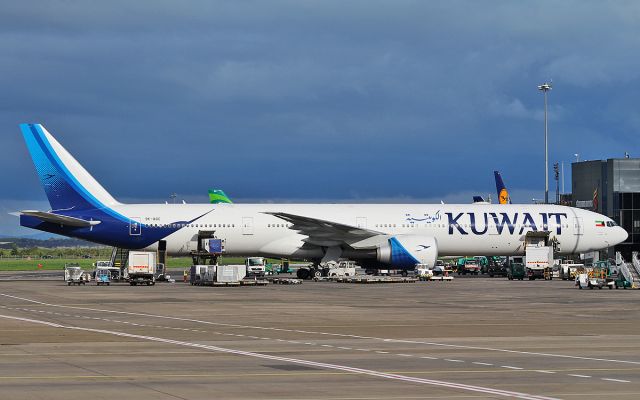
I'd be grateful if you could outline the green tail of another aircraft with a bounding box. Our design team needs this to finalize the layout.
[208,189,233,204]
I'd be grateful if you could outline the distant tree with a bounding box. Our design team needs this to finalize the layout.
[10,243,19,256]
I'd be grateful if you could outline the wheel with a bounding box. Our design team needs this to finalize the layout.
[608,285,612,290]
[313,269,322,279]
[67,282,71,286]
[107,283,110,286]
[151,281,155,286]
[489,274,494,278]
[519,278,523,281]
[296,268,310,280]
[615,282,619,289]
[401,270,408,277]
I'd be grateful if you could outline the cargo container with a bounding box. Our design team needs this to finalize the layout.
[217,265,247,283]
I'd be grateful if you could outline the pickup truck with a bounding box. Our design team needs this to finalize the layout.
[458,259,480,275]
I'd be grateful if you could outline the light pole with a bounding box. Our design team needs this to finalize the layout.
[538,82,552,204]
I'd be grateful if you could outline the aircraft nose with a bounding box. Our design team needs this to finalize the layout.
[615,227,629,245]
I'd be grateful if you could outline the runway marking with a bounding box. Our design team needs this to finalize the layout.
[3,304,636,384]
[376,351,389,354]
[535,371,556,374]
[602,378,630,383]
[3,293,637,367]
[0,313,560,400]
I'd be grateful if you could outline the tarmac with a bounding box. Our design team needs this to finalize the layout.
[1,276,639,399]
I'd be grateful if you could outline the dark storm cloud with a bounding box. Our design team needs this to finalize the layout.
[1,0,640,234]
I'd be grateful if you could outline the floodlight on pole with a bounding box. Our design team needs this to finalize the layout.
[538,82,552,204]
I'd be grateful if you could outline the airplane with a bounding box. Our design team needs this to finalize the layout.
[208,189,233,204]
[494,171,511,204]
[17,124,627,277]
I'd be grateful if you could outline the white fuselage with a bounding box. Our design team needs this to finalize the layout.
[112,203,625,259]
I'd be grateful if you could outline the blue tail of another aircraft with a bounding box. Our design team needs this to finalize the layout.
[494,171,511,204]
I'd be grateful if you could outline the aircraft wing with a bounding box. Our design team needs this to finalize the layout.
[264,212,383,247]
[20,211,101,227]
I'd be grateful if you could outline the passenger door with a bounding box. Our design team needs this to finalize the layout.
[129,217,142,236]
[573,217,583,235]
[242,217,254,235]
[356,217,367,229]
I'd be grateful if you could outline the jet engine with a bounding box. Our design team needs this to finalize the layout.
[376,235,438,268]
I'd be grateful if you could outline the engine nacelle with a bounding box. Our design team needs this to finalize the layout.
[376,235,438,268]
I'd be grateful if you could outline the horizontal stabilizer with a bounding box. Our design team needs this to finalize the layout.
[20,211,101,227]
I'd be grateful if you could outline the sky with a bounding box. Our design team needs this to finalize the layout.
[1,1,639,236]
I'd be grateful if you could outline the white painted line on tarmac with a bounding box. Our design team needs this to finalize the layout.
[444,359,464,363]
[397,354,413,357]
[535,370,555,374]
[0,313,561,400]
[602,378,630,383]
[473,362,493,366]
[337,347,352,350]
[4,293,638,367]
[568,374,591,378]
[421,356,439,360]
[375,351,389,354]
[501,366,524,370]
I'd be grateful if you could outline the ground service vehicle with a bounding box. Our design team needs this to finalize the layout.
[416,264,434,280]
[458,259,480,275]
[507,263,525,280]
[488,262,508,277]
[95,269,111,286]
[65,264,89,285]
[127,251,156,286]
[525,245,553,280]
[246,257,266,277]
[559,263,583,280]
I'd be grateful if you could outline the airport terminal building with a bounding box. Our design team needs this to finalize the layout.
[572,158,640,259]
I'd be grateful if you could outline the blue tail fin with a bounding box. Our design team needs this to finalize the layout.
[20,123,120,212]
[494,171,511,204]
